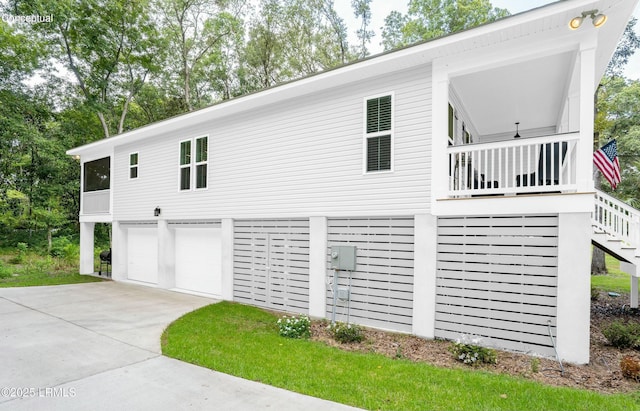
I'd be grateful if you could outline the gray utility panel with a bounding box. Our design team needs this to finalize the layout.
[330,245,357,271]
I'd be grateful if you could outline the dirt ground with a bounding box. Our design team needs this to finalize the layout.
[311,291,640,394]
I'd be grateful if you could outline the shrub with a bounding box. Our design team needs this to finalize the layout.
[329,322,364,344]
[602,321,640,349]
[449,335,497,366]
[531,357,540,373]
[50,237,72,258]
[9,242,28,264]
[0,260,12,279]
[591,285,599,301]
[277,315,311,339]
[621,356,640,381]
[61,243,80,266]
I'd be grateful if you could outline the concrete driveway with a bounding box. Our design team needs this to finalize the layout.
[0,282,359,411]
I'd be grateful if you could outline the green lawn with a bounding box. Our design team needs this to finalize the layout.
[0,251,103,288]
[0,269,102,288]
[592,253,631,294]
[162,302,639,411]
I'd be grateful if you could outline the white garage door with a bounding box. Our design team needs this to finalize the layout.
[127,226,158,284]
[174,226,222,296]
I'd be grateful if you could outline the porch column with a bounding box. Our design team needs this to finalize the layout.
[79,221,95,274]
[431,62,449,214]
[220,218,234,301]
[111,221,127,281]
[577,38,596,192]
[412,214,437,339]
[555,212,591,364]
[619,262,638,308]
[309,216,328,318]
[156,219,175,289]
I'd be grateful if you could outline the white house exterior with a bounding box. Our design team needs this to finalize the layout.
[67,0,639,364]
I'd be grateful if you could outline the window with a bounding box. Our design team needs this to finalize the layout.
[195,136,208,189]
[180,140,191,190]
[179,136,208,190]
[129,153,138,179]
[83,157,110,192]
[365,95,392,172]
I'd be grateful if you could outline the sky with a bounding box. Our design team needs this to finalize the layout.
[334,0,640,79]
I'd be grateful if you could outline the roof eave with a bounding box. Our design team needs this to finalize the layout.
[66,0,632,157]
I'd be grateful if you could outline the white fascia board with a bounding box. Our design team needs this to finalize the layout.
[433,192,596,216]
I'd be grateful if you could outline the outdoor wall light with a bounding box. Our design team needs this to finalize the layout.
[569,9,607,30]
[154,207,161,217]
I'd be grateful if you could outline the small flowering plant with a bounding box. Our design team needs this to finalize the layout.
[449,334,497,366]
[277,314,311,339]
[328,322,364,343]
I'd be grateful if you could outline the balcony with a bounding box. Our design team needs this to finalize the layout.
[447,132,579,198]
[83,189,110,214]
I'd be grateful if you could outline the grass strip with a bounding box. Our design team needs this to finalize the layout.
[592,253,630,294]
[162,302,640,411]
[0,270,103,287]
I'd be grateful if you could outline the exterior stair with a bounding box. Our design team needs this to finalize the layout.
[592,189,640,307]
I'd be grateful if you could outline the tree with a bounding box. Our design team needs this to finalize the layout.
[381,11,409,51]
[155,0,245,111]
[382,0,509,50]
[352,0,374,58]
[244,0,353,90]
[244,0,287,89]
[591,18,640,274]
[0,86,75,249]
[320,0,350,64]
[10,0,161,140]
[0,19,39,88]
[606,18,640,78]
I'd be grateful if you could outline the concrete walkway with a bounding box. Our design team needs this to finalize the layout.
[0,282,360,410]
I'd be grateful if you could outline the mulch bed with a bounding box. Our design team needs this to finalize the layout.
[309,291,640,394]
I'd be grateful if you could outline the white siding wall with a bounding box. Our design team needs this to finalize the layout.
[113,65,432,220]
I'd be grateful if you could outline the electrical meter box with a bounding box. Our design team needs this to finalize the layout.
[330,245,357,271]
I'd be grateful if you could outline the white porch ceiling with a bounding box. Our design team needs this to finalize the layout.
[450,51,575,137]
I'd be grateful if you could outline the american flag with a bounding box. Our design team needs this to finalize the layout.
[594,139,621,190]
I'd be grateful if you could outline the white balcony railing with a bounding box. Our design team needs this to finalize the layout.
[447,133,579,197]
[593,190,640,248]
[82,190,110,214]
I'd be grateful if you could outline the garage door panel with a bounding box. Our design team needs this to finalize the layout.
[127,227,158,284]
[175,227,222,296]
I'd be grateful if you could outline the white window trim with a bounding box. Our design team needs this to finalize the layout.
[129,152,139,180]
[179,139,191,191]
[362,92,394,175]
[194,136,208,191]
[178,135,209,191]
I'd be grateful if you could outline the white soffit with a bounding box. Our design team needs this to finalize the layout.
[451,51,575,136]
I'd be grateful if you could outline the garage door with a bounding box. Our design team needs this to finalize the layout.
[174,223,222,296]
[127,226,158,284]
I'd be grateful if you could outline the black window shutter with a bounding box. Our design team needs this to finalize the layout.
[366,96,392,133]
[367,135,391,172]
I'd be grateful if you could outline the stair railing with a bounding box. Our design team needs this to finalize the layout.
[593,189,640,248]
